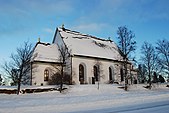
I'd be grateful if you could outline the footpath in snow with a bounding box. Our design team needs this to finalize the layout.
[0,84,169,113]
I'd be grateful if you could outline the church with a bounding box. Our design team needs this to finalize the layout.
[30,26,137,86]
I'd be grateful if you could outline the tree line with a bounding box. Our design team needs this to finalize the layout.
[116,26,169,90]
[138,39,169,89]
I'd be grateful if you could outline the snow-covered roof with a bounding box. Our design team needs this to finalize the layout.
[31,42,60,63]
[56,27,122,61]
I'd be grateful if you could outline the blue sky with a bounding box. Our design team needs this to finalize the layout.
[0,0,169,68]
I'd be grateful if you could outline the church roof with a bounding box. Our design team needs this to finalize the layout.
[55,27,123,61]
[31,42,60,63]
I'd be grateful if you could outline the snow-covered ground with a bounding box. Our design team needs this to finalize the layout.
[0,84,169,113]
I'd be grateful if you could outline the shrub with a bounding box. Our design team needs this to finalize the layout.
[48,72,71,85]
[48,72,61,85]
[159,75,165,83]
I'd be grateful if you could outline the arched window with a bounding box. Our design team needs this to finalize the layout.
[109,67,113,81]
[79,64,84,84]
[120,68,124,81]
[109,66,115,83]
[44,69,49,81]
[94,65,99,81]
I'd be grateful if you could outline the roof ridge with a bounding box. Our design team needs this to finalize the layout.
[58,27,113,42]
[37,42,51,46]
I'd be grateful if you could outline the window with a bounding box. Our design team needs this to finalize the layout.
[109,66,115,83]
[120,68,124,81]
[109,67,113,81]
[94,65,99,81]
[44,69,49,81]
[79,64,84,84]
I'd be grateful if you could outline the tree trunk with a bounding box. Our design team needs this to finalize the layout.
[60,66,63,93]
[17,76,22,95]
[124,58,128,91]
[148,66,151,89]
[124,60,128,91]
[17,80,20,95]
[17,67,23,95]
[148,73,151,89]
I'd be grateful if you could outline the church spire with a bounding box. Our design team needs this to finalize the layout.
[62,24,65,31]
[38,37,40,42]
[62,24,64,29]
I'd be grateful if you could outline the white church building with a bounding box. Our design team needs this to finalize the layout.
[31,26,137,86]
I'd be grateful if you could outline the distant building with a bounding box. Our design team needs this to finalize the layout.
[31,26,137,85]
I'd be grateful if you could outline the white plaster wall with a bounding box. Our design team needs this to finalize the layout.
[71,56,122,84]
[32,62,59,86]
[53,31,64,46]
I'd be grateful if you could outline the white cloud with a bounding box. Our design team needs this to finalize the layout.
[0,0,74,17]
[72,23,109,33]
[88,0,169,23]
[22,0,74,15]
[43,28,53,33]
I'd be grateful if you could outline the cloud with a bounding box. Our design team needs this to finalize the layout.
[0,0,74,17]
[0,0,75,36]
[20,0,74,16]
[43,28,53,34]
[72,23,109,33]
[85,0,169,24]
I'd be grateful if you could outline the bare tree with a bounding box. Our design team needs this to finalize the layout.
[51,44,71,93]
[138,64,147,83]
[141,42,157,89]
[117,26,136,91]
[2,41,33,94]
[3,65,19,86]
[156,39,169,79]
[94,60,104,90]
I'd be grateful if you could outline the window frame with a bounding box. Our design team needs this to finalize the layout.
[44,69,49,81]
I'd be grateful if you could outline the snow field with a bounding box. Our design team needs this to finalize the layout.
[0,84,169,113]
